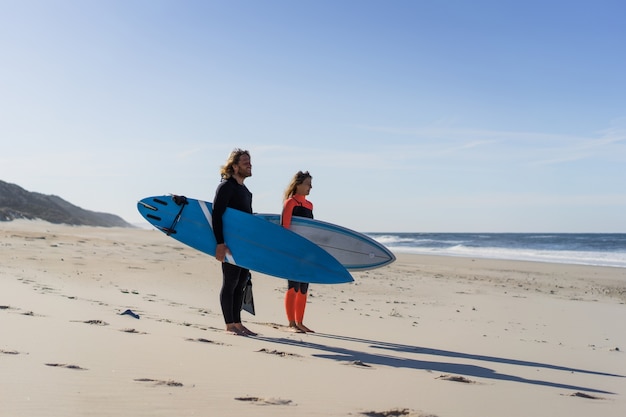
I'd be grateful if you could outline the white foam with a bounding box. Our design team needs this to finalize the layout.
[387,245,626,268]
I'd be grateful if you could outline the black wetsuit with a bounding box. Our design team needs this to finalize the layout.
[212,177,253,324]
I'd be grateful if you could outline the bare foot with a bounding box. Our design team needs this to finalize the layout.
[289,322,305,333]
[238,324,257,336]
[226,324,246,336]
[295,323,314,333]
[290,326,305,333]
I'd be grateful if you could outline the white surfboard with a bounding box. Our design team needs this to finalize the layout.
[256,214,395,271]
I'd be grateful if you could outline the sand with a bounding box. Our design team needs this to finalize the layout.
[1,220,625,417]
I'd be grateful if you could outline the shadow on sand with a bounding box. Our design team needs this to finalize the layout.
[253,332,622,395]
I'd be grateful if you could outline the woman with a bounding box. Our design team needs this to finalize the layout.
[281,171,315,333]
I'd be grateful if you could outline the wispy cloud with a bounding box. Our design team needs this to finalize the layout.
[530,125,626,166]
[354,123,626,167]
[426,192,626,208]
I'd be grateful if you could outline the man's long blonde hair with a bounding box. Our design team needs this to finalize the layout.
[220,148,250,180]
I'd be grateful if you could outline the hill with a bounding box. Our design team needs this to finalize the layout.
[0,180,132,227]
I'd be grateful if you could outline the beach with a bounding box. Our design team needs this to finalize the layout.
[1,221,625,417]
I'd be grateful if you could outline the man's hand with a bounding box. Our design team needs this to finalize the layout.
[215,243,229,262]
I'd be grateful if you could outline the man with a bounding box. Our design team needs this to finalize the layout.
[212,148,256,336]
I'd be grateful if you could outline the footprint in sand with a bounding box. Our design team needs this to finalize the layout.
[0,305,39,316]
[45,363,87,370]
[436,374,475,384]
[257,348,301,358]
[72,319,109,326]
[568,392,604,400]
[361,408,422,417]
[234,396,294,406]
[134,378,183,387]
[120,328,148,334]
[185,338,226,346]
[346,360,372,368]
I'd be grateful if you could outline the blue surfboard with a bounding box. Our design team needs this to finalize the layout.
[256,214,395,271]
[137,195,353,284]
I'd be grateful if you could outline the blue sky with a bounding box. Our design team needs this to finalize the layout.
[1,0,625,232]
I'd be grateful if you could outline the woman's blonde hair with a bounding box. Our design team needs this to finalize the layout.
[283,171,312,201]
[220,148,250,179]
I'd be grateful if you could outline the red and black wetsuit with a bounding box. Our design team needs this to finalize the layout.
[281,194,313,294]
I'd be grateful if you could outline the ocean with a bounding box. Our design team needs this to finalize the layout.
[367,233,626,269]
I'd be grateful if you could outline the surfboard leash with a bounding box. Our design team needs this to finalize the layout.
[165,195,188,236]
